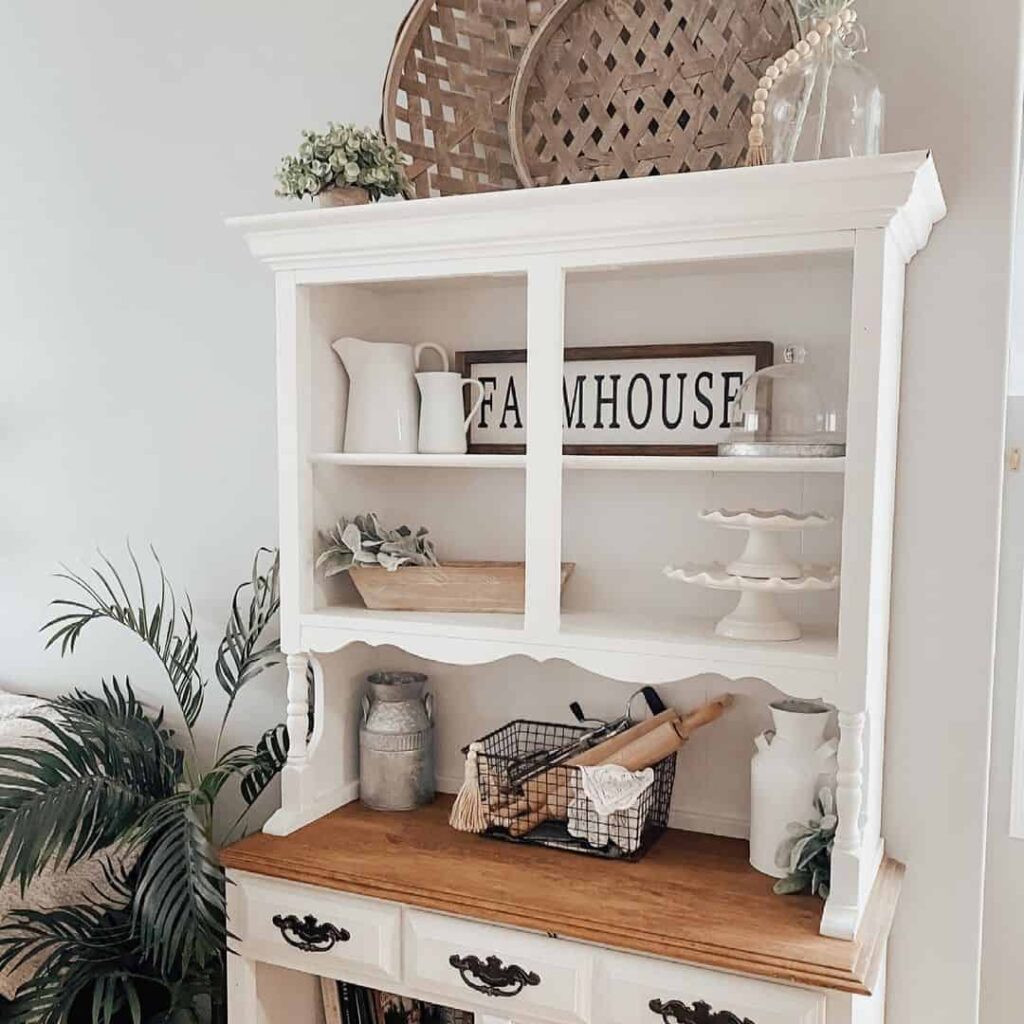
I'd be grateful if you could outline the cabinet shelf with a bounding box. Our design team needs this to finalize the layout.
[557,609,837,671]
[303,606,524,635]
[563,454,845,473]
[309,452,844,473]
[299,607,837,696]
[310,452,526,469]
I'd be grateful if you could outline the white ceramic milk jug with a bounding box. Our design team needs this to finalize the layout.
[332,337,449,454]
[749,698,837,878]
[415,372,486,454]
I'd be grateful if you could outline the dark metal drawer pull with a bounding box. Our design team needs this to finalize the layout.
[271,913,350,952]
[649,998,755,1024]
[448,953,541,997]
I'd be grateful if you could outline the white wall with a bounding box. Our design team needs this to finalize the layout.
[982,398,1024,1021]
[861,1,1022,1020]
[0,2,1021,1021]
[0,0,412,810]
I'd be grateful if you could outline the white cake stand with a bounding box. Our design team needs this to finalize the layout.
[699,508,833,580]
[663,562,840,641]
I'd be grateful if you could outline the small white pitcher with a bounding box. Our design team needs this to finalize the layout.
[332,337,449,454]
[415,372,486,455]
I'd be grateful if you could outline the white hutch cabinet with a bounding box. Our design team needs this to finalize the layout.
[222,151,945,1024]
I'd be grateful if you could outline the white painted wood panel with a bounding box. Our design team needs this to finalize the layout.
[403,909,594,1024]
[594,948,825,1024]
[525,260,566,635]
[235,154,946,956]
[229,151,941,274]
[232,871,402,986]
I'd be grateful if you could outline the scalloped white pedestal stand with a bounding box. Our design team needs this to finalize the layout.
[666,509,839,641]
[700,508,833,579]
[664,563,839,641]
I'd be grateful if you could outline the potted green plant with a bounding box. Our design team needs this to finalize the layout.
[0,547,286,1023]
[274,123,412,207]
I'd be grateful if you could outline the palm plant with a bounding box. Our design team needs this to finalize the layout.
[0,547,288,1024]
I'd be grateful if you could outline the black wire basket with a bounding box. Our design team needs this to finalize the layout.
[473,718,677,860]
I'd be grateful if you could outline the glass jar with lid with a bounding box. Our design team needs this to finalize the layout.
[767,0,883,164]
[719,346,845,457]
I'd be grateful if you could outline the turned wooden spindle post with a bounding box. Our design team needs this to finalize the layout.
[285,652,310,764]
[834,711,865,856]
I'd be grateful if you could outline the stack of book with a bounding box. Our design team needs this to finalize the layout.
[319,978,474,1024]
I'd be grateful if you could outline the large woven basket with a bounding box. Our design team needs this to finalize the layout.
[382,0,559,198]
[509,0,800,186]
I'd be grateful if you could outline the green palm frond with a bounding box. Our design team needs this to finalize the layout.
[42,547,205,735]
[200,725,289,846]
[214,547,281,708]
[0,715,161,890]
[238,724,289,807]
[195,745,263,807]
[50,676,168,738]
[0,903,147,1024]
[132,793,225,978]
[48,678,184,797]
[10,546,283,1024]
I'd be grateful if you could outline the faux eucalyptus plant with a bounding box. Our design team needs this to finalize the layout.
[316,512,438,576]
[274,123,411,202]
[0,548,287,1024]
[773,787,836,899]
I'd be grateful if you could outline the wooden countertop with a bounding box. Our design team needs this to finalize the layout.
[222,797,901,996]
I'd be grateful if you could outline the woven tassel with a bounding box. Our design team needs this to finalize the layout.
[449,742,488,833]
[747,141,768,167]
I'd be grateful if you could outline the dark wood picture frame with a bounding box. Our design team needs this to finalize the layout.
[454,341,774,456]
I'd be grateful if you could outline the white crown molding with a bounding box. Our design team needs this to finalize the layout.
[228,151,946,274]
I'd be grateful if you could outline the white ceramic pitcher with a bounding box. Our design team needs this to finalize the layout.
[749,698,838,878]
[415,372,486,455]
[332,337,448,454]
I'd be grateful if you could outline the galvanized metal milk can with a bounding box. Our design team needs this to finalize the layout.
[359,671,435,811]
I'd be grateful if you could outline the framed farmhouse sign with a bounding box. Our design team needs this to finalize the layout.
[454,342,773,455]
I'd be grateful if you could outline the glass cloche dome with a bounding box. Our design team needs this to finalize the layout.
[719,346,845,457]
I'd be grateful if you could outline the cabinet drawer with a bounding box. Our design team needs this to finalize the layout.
[595,950,825,1024]
[230,872,401,983]
[404,909,593,1024]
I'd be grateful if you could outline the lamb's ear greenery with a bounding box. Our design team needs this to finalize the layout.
[773,787,837,900]
[0,548,283,1024]
[317,512,437,576]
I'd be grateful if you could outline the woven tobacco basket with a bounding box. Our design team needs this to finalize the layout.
[509,0,800,186]
[383,0,559,198]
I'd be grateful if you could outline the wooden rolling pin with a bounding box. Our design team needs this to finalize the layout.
[507,695,734,837]
[492,709,680,819]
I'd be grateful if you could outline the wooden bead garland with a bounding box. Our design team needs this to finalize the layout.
[746,6,858,167]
